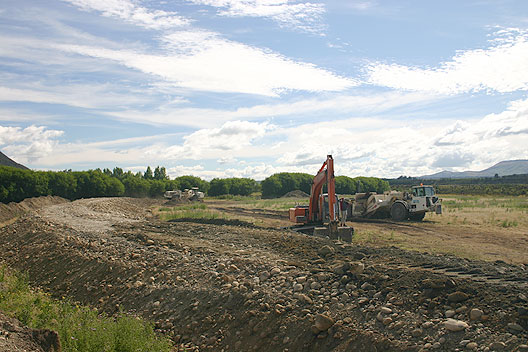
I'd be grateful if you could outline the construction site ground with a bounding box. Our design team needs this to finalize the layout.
[0,196,527,351]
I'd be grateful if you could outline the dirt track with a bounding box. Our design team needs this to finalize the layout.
[1,197,528,351]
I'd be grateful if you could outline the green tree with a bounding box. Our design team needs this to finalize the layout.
[153,166,168,180]
[144,166,153,180]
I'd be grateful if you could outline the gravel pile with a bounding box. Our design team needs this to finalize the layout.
[0,197,526,351]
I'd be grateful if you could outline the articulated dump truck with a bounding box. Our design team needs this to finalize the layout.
[348,185,442,221]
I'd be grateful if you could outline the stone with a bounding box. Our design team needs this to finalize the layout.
[318,245,335,257]
[293,283,303,292]
[259,271,271,282]
[469,308,483,321]
[297,293,313,304]
[382,317,392,325]
[332,262,350,275]
[411,328,423,337]
[466,342,478,350]
[445,310,456,318]
[444,318,469,332]
[507,323,524,332]
[296,276,307,283]
[314,314,335,332]
[349,262,365,275]
[516,345,528,352]
[448,291,469,303]
[380,307,392,314]
[489,341,506,350]
[270,267,281,276]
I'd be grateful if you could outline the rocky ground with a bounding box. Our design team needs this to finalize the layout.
[0,197,527,351]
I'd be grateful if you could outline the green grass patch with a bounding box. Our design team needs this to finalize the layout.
[0,265,172,352]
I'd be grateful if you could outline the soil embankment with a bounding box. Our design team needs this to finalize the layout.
[0,197,527,351]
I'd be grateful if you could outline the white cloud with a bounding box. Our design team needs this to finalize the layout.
[0,125,64,163]
[187,0,325,33]
[157,120,275,160]
[57,31,355,96]
[105,90,433,128]
[62,0,189,29]
[0,84,153,110]
[367,28,528,95]
[18,96,528,178]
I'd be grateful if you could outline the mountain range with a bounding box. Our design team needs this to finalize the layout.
[421,160,528,179]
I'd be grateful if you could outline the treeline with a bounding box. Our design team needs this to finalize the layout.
[208,178,260,196]
[388,174,528,186]
[388,174,528,196]
[436,184,528,196]
[0,166,207,203]
[1,165,392,203]
[260,172,390,198]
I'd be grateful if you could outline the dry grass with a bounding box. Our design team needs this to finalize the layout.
[352,194,528,264]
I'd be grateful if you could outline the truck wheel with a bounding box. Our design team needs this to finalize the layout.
[390,202,408,221]
[409,212,425,221]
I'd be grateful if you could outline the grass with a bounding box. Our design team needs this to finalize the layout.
[0,265,172,352]
[209,195,309,211]
[158,203,229,221]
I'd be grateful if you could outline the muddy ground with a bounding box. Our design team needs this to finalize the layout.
[0,197,527,351]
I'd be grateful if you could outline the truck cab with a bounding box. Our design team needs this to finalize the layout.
[409,185,442,215]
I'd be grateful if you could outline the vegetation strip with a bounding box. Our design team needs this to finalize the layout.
[0,265,172,352]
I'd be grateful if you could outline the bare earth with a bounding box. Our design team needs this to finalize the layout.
[0,197,527,351]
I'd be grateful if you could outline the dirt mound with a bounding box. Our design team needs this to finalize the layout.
[282,190,309,198]
[0,312,60,352]
[0,196,68,223]
[0,197,527,351]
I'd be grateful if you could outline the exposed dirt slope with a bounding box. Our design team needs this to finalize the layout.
[0,197,527,351]
[0,312,60,352]
[0,196,67,224]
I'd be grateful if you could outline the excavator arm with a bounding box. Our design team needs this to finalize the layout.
[308,155,336,223]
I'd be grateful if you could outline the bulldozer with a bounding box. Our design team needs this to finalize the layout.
[347,185,442,221]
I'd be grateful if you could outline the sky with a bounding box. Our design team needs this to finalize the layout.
[1,0,528,180]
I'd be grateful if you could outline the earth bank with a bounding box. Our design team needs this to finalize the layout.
[0,197,527,351]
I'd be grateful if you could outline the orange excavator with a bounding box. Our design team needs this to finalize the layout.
[288,155,353,241]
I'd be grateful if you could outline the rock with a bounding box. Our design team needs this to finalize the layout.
[507,322,524,332]
[332,262,350,275]
[314,314,334,332]
[469,308,483,320]
[318,245,335,257]
[382,317,392,325]
[422,278,446,289]
[516,345,528,352]
[489,341,506,350]
[466,342,478,350]
[411,328,423,337]
[293,283,303,292]
[310,282,322,290]
[444,318,469,332]
[361,282,374,290]
[380,307,392,314]
[270,267,281,276]
[423,321,434,329]
[259,271,271,282]
[349,262,365,275]
[445,310,456,318]
[448,291,469,303]
[296,276,307,283]
[297,293,313,305]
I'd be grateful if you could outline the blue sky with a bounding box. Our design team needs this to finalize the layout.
[1,0,528,180]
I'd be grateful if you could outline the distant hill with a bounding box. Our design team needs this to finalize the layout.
[0,151,28,170]
[421,160,528,179]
